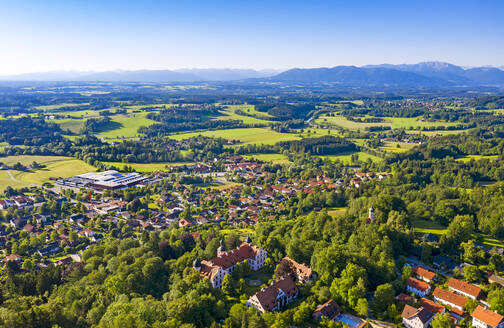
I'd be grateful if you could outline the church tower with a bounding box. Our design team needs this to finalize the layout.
[217,239,227,257]
[368,206,375,223]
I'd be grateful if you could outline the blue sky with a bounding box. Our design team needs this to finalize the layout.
[1,0,503,74]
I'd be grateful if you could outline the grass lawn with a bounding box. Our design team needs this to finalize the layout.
[317,151,383,163]
[243,153,291,164]
[209,181,242,190]
[169,128,301,145]
[102,161,195,172]
[95,112,157,139]
[327,207,347,217]
[410,219,447,235]
[0,155,96,190]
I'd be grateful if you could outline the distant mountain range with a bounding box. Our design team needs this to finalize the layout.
[269,62,504,87]
[0,68,280,82]
[0,62,503,87]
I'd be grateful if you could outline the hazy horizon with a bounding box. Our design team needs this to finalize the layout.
[1,0,503,75]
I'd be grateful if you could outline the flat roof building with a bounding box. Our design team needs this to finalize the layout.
[57,170,147,190]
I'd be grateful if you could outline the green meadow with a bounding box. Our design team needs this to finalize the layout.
[379,141,417,153]
[243,153,291,164]
[169,128,301,145]
[95,112,157,139]
[0,155,95,190]
[317,115,462,131]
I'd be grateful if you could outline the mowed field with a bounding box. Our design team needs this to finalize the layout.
[95,112,157,139]
[316,115,462,131]
[379,141,418,153]
[215,105,273,125]
[168,128,301,145]
[0,156,95,190]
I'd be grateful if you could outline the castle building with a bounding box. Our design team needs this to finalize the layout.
[193,237,267,288]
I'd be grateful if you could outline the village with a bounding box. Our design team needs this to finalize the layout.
[1,154,504,327]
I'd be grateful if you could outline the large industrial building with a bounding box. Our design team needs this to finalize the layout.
[56,170,147,190]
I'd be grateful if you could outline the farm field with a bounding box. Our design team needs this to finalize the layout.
[168,128,301,145]
[243,153,291,164]
[317,151,383,163]
[52,118,85,133]
[406,129,469,136]
[296,128,340,138]
[35,103,89,111]
[379,141,417,153]
[101,161,195,172]
[216,106,272,125]
[95,112,157,139]
[0,156,96,190]
[456,155,499,162]
[317,115,462,131]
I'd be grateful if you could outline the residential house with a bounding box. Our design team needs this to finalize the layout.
[179,218,192,228]
[448,278,482,300]
[397,293,413,303]
[406,277,431,297]
[11,195,31,207]
[278,257,316,282]
[420,298,445,315]
[246,277,298,313]
[37,242,60,257]
[432,287,467,311]
[313,299,341,321]
[413,266,436,283]
[2,254,22,263]
[472,305,504,328]
[401,305,435,328]
[0,199,13,210]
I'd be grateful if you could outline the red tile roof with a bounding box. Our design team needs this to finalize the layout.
[420,298,445,314]
[210,242,261,269]
[280,257,313,280]
[396,293,412,302]
[472,305,503,327]
[413,266,436,281]
[313,299,341,320]
[407,277,430,292]
[433,287,467,308]
[253,277,298,312]
[448,278,481,298]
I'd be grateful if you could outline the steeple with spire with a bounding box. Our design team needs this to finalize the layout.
[368,206,375,223]
[217,239,227,257]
